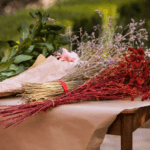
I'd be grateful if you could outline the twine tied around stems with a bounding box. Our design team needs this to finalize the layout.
[58,80,68,93]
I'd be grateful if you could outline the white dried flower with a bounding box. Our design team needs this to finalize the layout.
[129,23,134,28]
[70,14,149,68]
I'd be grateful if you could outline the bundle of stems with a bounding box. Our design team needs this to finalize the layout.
[22,47,108,103]
[1,47,150,128]
[22,81,84,103]
[21,60,106,103]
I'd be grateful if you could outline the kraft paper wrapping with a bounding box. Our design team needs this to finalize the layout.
[0,97,150,150]
[0,54,78,94]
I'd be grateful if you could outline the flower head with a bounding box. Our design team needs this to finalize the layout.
[137,47,145,55]
[57,48,79,62]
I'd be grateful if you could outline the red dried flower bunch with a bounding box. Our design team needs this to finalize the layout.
[0,47,150,128]
[118,47,150,101]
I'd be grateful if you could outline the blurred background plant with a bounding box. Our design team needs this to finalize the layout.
[0,0,148,41]
[0,0,150,57]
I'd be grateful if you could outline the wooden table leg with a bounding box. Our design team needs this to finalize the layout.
[121,114,134,150]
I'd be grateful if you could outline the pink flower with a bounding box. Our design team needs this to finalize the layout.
[57,48,78,62]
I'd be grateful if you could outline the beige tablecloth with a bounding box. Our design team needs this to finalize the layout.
[0,97,150,150]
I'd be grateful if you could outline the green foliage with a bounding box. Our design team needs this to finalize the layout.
[0,59,14,72]
[0,41,12,62]
[0,0,142,42]
[18,38,32,53]
[14,54,33,64]
[0,11,70,81]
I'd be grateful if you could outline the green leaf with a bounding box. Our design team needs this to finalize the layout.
[32,47,43,53]
[22,62,32,67]
[42,46,48,57]
[1,64,25,77]
[23,52,38,57]
[0,41,12,62]
[34,33,45,38]
[15,64,25,74]
[52,43,57,51]
[25,45,35,53]
[58,47,63,54]
[0,59,14,72]
[29,24,34,29]
[14,54,33,64]
[43,25,63,31]
[35,12,42,20]
[46,34,55,43]
[31,21,43,38]
[17,23,29,40]
[0,76,7,82]
[1,71,15,77]
[34,43,53,52]
[7,40,19,47]
[19,38,23,45]
[9,50,17,60]
[9,64,19,71]
[42,13,48,25]
[18,38,32,53]
[31,40,44,45]
[29,12,37,19]
[35,31,57,39]
[0,41,7,59]
[55,36,71,45]
[32,51,40,56]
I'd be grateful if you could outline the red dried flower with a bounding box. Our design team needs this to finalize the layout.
[146,59,150,65]
[137,47,145,55]
[141,95,148,101]
[131,95,134,101]
[133,49,138,54]
[142,96,145,101]
[127,68,130,73]
[125,56,130,62]
[119,62,126,68]
[143,71,149,78]
[135,62,141,69]
[137,55,144,61]
[128,47,138,54]
[136,77,142,85]
[128,47,134,51]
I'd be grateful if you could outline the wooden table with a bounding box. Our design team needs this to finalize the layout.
[107,106,150,150]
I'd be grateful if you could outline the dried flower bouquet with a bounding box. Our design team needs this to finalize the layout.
[0,10,150,128]
[1,46,150,128]
[22,11,150,103]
